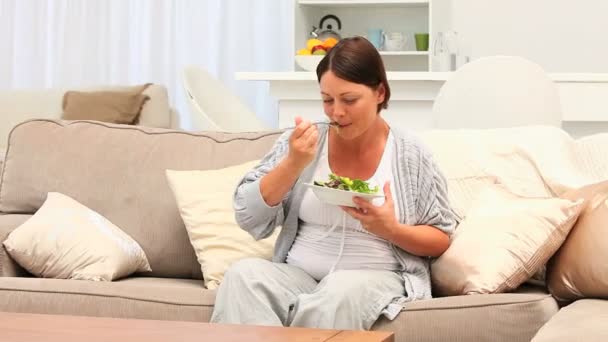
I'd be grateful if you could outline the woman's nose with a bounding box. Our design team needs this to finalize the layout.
[332,102,345,117]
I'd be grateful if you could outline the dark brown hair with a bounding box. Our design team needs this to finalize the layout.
[316,36,390,113]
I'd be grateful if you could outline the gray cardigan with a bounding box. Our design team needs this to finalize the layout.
[233,124,457,315]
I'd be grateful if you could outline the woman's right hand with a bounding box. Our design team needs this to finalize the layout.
[259,116,318,207]
[286,116,319,172]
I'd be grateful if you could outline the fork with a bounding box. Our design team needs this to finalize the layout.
[283,120,338,130]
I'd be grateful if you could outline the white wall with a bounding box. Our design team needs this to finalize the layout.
[449,0,608,72]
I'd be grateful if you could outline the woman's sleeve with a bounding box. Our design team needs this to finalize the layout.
[415,145,458,237]
[233,130,293,240]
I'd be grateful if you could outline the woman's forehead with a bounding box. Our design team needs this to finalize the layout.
[320,72,369,94]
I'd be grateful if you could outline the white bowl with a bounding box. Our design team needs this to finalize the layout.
[295,55,325,72]
[304,183,384,207]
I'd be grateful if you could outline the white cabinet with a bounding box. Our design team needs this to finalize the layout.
[294,0,451,71]
[235,71,608,137]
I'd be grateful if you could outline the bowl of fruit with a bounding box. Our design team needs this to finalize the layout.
[295,37,339,71]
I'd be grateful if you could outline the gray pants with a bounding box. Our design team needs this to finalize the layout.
[210,258,405,330]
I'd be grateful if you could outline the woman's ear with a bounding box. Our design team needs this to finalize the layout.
[376,83,386,105]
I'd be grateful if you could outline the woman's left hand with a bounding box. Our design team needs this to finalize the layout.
[342,182,398,241]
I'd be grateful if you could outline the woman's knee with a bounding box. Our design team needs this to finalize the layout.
[223,258,273,283]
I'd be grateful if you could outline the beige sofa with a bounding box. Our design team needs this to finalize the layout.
[0,119,605,342]
[0,85,179,158]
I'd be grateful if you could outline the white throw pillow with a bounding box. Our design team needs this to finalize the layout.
[166,160,279,289]
[431,185,583,296]
[3,192,151,281]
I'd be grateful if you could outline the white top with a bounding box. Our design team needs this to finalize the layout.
[286,130,401,280]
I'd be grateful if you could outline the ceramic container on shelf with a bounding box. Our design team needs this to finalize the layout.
[383,31,407,51]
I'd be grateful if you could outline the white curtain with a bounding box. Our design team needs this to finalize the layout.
[0,0,294,129]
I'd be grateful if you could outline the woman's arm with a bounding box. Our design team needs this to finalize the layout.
[234,118,319,240]
[346,182,451,257]
[414,146,458,238]
[259,158,305,206]
[260,119,319,206]
[400,142,457,256]
[344,139,457,257]
[233,132,292,240]
[385,223,450,257]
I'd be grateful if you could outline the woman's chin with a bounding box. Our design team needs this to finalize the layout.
[332,124,359,139]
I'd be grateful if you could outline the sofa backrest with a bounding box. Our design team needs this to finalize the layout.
[0,120,283,279]
[0,85,175,153]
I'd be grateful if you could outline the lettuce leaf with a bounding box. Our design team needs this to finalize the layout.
[314,173,379,194]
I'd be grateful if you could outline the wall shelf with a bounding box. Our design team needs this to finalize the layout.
[294,0,441,71]
[298,0,429,8]
[380,51,428,56]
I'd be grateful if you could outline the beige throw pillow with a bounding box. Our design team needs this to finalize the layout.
[547,180,608,301]
[62,84,150,124]
[3,192,151,281]
[166,160,279,289]
[432,185,583,296]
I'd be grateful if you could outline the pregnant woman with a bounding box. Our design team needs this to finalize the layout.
[211,36,457,330]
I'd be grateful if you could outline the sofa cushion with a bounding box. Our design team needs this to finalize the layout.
[0,276,556,341]
[3,192,151,281]
[531,299,608,342]
[0,120,282,279]
[432,184,583,296]
[547,180,608,301]
[0,276,214,322]
[419,127,608,218]
[166,160,280,289]
[420,127,608,290]
[61,85,150,124]
[374,285,557,342]
[101,84,172,128]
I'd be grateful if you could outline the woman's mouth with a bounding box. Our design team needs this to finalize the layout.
[331,122,351,128]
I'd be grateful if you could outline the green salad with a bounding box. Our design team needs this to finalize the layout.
[313,173,379,194]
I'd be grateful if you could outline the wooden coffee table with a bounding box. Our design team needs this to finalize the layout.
[0,312,394,342]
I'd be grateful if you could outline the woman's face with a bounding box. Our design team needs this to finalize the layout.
[320,70,385,140]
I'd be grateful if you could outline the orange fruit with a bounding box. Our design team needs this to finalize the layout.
[323,37,339,49]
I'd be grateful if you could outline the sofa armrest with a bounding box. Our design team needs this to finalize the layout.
[0,214,32,277]
[532,299,608,341]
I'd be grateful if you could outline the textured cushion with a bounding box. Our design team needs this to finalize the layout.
[531,299,608,342]
[62,84,150,124]
[420,127,608,216]
[166,161,279,289]
[0,276,214,322]
[420,127,608,289]
[419,127,557,218]
[432,185,583,296]
[547,180,608,301]
[0,120,282,278]
[3,193,151,281]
